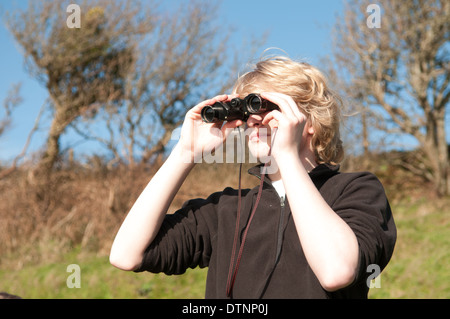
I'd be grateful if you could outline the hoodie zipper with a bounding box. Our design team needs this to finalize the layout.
[248,167,288,297]
[258,194,286,298]
[274,195,285,265]
[249,167,286,265]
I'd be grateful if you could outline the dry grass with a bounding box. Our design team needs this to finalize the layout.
[0,165,140,267]
[0,161,258,269]
[0,153,435,268]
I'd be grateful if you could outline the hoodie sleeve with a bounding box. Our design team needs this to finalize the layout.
[325,172,397,285]
[133,192,221,275]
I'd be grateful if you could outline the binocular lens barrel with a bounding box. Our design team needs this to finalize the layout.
[246,94,263,113]
[200,106,216,123]
[200,101,234,123]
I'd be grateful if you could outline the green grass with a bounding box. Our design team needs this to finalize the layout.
[1,196,448,299]
[0,249,208,299]
[368,197,450,299]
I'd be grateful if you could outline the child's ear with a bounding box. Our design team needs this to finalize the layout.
[306,120,315,135]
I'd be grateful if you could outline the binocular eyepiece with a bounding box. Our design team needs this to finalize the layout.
[201,93,278,123]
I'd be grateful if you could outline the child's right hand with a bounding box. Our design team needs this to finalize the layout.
[177,94,244,163]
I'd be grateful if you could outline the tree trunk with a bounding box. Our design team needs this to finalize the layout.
[435,115,449,196]
[422,112,449,197]
[39,109,67,176]
[361,109,370,168]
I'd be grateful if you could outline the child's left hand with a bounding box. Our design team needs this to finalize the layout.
[260,92,311,161]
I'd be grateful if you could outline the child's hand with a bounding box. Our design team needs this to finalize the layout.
[178,94,243,163]
[260,92,312,161]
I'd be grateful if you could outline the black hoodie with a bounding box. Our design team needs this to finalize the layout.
[134,164,397,299]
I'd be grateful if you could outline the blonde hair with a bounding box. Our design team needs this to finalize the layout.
[232,56,344,165]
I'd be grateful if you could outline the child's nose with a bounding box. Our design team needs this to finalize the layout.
[246,114,264,127]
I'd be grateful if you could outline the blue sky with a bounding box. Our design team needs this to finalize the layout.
[0,0,344,163]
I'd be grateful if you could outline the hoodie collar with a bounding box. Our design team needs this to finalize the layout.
[248,163,340,187]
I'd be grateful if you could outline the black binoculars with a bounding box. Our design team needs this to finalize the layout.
[201,93,278,123]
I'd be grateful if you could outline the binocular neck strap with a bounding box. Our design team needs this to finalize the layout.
[226,162,266,298]
[226,129,277,298]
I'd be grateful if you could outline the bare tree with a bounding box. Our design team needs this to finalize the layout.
[0,83,23,178]
[71,2,262,167]
[330,0,450,196]
[0,84,49,180]
[5,0,153,175]
[0,83,22,139]
[6,0,262,170]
